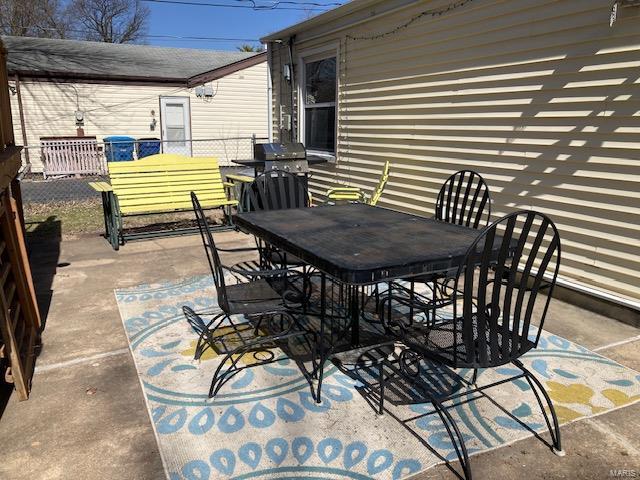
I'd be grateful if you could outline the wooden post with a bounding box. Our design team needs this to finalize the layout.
[0,38,39,401]
[14,76,29,165]
[0,42,14,148]
[10,179,27,257]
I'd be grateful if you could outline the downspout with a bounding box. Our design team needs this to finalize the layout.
[288,37,296,143]
[14,75,29,165]
[266,43,273,142]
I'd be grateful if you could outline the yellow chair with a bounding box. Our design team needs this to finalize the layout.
[325,160,390,206]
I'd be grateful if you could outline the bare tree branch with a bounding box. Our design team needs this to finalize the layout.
[67,0,149,43]
[0,0,149,44]
[0,0,67,38]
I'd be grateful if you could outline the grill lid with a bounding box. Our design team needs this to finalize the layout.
[254,142,306,161]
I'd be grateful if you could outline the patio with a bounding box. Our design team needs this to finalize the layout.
[0,231,638,479]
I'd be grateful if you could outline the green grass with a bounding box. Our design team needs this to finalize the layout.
[26,199,103,238]
[25,199,225,240]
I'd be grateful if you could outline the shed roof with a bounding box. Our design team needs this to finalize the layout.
[2,36,265,84]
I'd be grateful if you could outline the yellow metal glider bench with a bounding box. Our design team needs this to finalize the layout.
[89,154,237,250]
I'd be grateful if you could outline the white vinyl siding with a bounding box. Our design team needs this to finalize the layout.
[268,0,640,304]
[10,61,269,167]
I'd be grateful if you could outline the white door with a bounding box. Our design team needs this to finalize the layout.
[160,97,192,156]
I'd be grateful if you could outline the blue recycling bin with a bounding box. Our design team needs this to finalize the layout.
[137,138,161,159]
[104,136,135,162]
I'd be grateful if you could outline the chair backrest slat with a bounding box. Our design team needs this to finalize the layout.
[436,170,491,229]
[370,160,390,206]
[452,210,560,368]
[492,215,517,359]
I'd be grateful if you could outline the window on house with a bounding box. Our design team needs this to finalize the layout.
[303,56,336,153]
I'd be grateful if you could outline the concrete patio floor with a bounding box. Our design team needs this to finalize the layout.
[0,232,639,480]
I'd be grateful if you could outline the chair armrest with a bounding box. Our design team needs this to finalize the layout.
[326,187,365,202]
[226,174,254,184]
[326,186,362,194]
[223,264,290,278]
[216,246,260,253]
[89,181,113,192]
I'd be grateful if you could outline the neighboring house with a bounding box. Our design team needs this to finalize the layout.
[262,1,640,308]
[4,36,268,171]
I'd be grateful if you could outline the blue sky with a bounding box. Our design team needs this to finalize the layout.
[143,1,334,51]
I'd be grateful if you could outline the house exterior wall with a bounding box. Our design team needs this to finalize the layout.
[267,0,640,304]
[10,61,269,167]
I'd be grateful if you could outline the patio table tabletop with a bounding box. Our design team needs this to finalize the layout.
[234,203,485,285]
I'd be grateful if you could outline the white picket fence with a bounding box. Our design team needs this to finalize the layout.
[40,137,105,178]
[34,136,264,178]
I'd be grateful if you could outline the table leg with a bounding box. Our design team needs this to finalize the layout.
[350,284,360,346]
[313,273,327,404]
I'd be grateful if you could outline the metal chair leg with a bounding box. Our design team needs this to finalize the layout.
[311,337,329,404]
[513,359,564,456]
[378,359,386,415]
[430,396,473,479]
[471,368,478,385]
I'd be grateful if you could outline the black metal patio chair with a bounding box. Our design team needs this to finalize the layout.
[435,170,491,229]
[383,170,492,326]
[239,170,311,268]
[184,192,320,399]
[240,169,310,213]
[376,210,563,479]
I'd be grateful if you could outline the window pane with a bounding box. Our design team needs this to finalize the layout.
[305,106,335,152]
[304,57,336,105]
[165,104,185,127]
[167,126,185,145]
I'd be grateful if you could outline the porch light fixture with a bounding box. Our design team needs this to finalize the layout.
[150,110,157,131]
[283,64,292,82]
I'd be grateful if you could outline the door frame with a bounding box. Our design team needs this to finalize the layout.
[159,96,193,156]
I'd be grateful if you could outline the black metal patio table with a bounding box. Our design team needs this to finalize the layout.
[234,203,489,346]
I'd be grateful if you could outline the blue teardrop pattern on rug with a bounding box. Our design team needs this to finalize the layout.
[392,459,422,480]
[188,408,215,435]
[298,391,331,412]
[181,460,210,480]
[239,442,262,469]
[367,449,394,476]
[218,406,245,433]
[265,437,288,466]
[156,408,187,434]
[210,448,236,476]
[292,436,314,465]
[343,441,367,469]
[276,397,306,422]
[317,438,343,464]
[248,402,276,428]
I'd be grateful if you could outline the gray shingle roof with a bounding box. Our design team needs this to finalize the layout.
[2,36,261,82]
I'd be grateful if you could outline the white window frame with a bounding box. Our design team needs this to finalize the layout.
[297,44,339,160]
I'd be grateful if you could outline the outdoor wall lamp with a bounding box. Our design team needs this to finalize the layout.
[150,110,157,131]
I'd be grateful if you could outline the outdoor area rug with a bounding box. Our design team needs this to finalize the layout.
[116,275,640,480]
